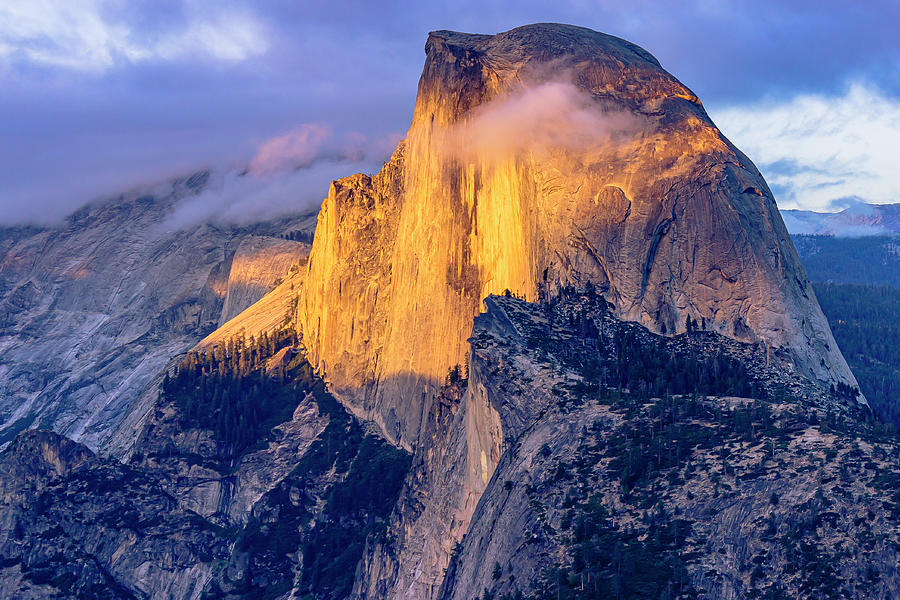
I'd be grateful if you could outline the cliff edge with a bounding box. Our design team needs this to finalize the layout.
[297,23,859,449]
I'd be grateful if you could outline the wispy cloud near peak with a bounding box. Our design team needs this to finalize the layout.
[249,124,333,176]
[160,123,401,230]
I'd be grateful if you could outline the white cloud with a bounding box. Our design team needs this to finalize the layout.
[163,161,359,230]
[444,78,647,161]
[0,0,267,72]
[161,123,400,229]
[711,83,900,211]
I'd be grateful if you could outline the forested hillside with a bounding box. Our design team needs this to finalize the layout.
[813,283,900,429]
[788,233,900,430]
[793,235,900,287]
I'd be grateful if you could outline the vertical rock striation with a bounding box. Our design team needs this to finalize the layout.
[299,23,860,451]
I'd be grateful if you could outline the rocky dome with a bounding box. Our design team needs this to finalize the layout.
[298,23,860,448]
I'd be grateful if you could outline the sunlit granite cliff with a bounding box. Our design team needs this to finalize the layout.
[298,23,859,449]
[0,24,894,600]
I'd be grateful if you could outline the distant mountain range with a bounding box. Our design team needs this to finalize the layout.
[781,202,900,287]
[781,201,900,236]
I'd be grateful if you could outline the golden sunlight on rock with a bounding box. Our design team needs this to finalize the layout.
[297,25,858,452]
[198,253,308,349]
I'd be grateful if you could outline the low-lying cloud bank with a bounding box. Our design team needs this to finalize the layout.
[164,160,359,230]
[1,122,399,230]
[713,83,900,211]
[163,123,398,230]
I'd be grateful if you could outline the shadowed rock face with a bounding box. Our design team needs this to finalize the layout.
[0,430,231,599]
[299,23,859,449]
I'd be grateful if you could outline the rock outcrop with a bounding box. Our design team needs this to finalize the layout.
[0,173,314,452]
[196,256,308,351]
[0,349,411,600]
[217,236,310,326]
[0,430,230,599]
[298,23,860,452]
[435,294,898,600]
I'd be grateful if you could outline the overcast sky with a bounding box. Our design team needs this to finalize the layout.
[1,0,898,224]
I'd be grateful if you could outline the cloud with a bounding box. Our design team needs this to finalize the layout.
[442,77,647,161]
[1,2,897,225]
[0,0,267,72]
[246,123,387,176]
[712,83,900,211]
[249,124,332,175]
[161,124,399,229]
[162,162,351,229]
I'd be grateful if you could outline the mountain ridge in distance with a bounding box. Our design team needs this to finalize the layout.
[781,201,900,237]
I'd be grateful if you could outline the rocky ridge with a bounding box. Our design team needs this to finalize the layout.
[0,173,314,452]
[437,294,897,600]
[355,291,890,600]
[0,429,230,599]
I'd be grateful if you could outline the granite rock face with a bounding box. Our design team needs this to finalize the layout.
[1,293,891,600]
[127,390,327,526]
[360,291,893,600]
[433,295,898,600]
[103,241,311,460]
[0,22,886,600]
[0,430,230,599]
[198,256,308,352]
[0,173,314,452]
[298,23,860,451]
[218,236,310,326]
[0,353,410,600]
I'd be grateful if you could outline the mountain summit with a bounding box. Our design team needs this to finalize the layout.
[298,23,859,448]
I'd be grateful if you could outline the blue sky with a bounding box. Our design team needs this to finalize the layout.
[1,0,898,224]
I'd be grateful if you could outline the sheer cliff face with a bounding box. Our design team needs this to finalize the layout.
[299,23,858,448]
